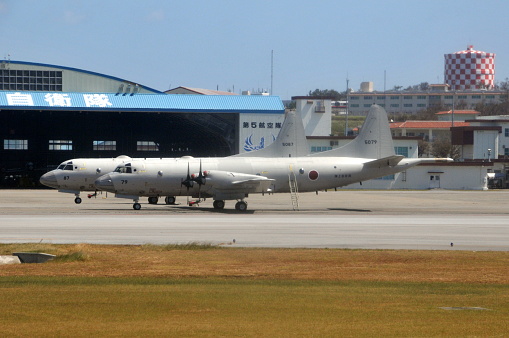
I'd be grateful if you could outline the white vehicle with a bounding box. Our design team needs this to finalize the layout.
[95,105,452,211]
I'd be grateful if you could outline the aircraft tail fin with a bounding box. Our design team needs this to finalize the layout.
[233,111,309,158]
[311,104,395,159]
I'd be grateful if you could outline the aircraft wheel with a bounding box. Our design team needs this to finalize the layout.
[148,196,158,204]
[165,196,176,205]
[213,200,225,210]
[133,203,141,210]
[74,197,82,204]
[235,201,248,212]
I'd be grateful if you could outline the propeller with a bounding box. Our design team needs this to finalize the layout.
[181,160,207,205]
[181,162,194,205]
[192,160,207,201]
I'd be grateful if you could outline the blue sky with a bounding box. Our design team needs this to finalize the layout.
[1,1,508,99]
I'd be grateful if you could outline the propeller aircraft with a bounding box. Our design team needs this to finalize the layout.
[94,105,452,211]
[39,155,178,205]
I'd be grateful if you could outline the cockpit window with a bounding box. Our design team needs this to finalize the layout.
[114,164,132,174]
[57,161,72,170]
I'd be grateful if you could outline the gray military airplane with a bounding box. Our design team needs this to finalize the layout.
[94,105,452,211]
[39,155,182,205]
[39,155,136,204]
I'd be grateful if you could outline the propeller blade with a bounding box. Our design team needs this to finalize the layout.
[181,162,194,189]
[194,159,206,186]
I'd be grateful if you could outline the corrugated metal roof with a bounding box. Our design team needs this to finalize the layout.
[166,86,238,95]
[0,92,285,114]
[4,61,163,93]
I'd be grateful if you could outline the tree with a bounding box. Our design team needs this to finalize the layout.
[496,78,509,91]
[475,99,509,116]
[419,82,430,91]
[307,89,344,100]
[414,105,445,120]
[285,100,296,110]
[431,137,460,160]
[418,139,430,157]
[455,99,468,109]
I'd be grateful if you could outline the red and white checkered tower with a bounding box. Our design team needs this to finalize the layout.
[444,45,495,90]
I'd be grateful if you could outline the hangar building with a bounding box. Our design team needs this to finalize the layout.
[0,61,285,187]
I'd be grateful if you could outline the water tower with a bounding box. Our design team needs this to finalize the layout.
[444,45,495,90]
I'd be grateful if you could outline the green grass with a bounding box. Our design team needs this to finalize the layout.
[0,277,507,337]
[142,241,220,251]
[1,245,507,336]
[51,251,90,262]
[0,243,62,255]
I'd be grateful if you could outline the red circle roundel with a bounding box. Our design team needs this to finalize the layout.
[308,170,319,180]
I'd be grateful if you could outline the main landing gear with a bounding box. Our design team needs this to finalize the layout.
[131,198,248,211]
[165,196,176,205]
[147,196,177,205]
[213,200,225,210]
[235,200,248,212]
[212,200,248,211]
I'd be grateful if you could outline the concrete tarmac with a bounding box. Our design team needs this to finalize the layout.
[0,189,508,250]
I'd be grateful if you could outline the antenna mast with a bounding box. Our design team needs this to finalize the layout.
[345,76,349,136]
[271,50,274,95]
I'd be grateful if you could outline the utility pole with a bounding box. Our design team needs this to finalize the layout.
[270,50,274,95]
[345,77,349,136]
[452,91,455,127]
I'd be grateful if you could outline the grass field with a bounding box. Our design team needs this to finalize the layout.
[1,244,508,337]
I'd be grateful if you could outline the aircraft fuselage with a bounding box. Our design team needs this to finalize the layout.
[96,156,420,200]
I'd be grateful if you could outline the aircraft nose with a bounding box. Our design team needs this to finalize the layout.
[39,172,58,188]
[95,174,114,192]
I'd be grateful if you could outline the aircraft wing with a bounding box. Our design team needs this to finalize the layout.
[230,178,275,189]
[204,170,274,200]
[363,155,405,168]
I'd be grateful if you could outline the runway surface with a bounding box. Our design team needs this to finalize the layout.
[1,189,508,250]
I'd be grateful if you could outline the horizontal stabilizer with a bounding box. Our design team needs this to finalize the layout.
[364,155,404,168]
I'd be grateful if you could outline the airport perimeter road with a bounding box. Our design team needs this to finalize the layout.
[0,189,508,250]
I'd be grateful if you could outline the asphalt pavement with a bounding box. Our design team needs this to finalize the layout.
[0,189,508,250]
